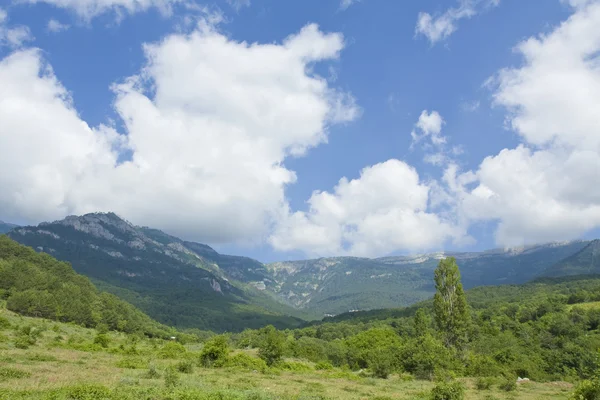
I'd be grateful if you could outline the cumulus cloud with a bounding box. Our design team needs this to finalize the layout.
[47,19,70,32]
[0,8,33,47]
[411,110,445,146]
[0,22,358,244]
[452,0,600,247]
[270,160,466,257]
[19,0,183,20]
[416,0,500,45]
[410,110,459,166]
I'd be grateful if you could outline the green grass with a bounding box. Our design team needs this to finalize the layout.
[0,308,574,400]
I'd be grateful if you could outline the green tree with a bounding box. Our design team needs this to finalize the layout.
[433,257,470,349]
[414,308,431,337]
[258,325,285,366]
[199,335,230,367]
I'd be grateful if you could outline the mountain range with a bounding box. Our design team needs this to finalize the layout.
[6,213,304,332]
[4,212,598,330]
[0,220,18,234]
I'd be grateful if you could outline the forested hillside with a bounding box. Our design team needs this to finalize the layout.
[0,236,173,338]
[544,240,600,277]
[231,267,600,386]
[8,213,305,332]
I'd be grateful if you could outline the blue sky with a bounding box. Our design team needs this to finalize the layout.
[0,0,599,262]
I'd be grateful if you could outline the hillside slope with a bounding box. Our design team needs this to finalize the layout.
[265,241,589,315]
[0,236,172,337]
[8,213,304,332]
[543,240,600,277]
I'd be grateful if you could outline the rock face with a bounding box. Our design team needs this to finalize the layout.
[8,213,302,332]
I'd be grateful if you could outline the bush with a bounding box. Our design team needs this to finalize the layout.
[0,316,10,329]
[498,376,517,392]
[429,380,465,400]
[258,326,285,366]
[13,336,32,349]
[164,366,179,389]
[225,352,267,372]
[570,380,600,400]
[158,341,187,359]
[143,365,161,379]
[94,333,110,348]
[315,361,334,371]
[176,360,194,374]
[200,335,230,367]
[369,348,393,379]
[475,377,495,390]
[277,360,313,372]
[0,366,31,380]
[65,384,111,400]
[116,357,147,369]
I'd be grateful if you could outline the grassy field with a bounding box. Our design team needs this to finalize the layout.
[0,309,573,400]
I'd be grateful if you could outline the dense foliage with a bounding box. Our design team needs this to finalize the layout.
[0,236,173,337]
[231,268,600,384]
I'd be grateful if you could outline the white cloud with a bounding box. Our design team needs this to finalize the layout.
[226,0,250,12]
[416,0,500,45]
[0,8,33,47]
[47,19,70,33]
[411,110,445,144]
[452,0,600,247]
[339,0,360,11]
[410,110,457,166]
[20,0,183,20]
[0,22,358,244]
[270,159,466,257]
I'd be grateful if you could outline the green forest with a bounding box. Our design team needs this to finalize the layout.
[2,236,600,399]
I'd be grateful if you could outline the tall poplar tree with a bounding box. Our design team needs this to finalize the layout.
[433,257,470,349]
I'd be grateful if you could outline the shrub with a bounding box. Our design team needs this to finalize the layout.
[570,380,600,400]
[176,360,194,374]
[0,366,31,381]
[368,348,394,379]
[13,336,32,349]
[143,365,161,379]
[429,380,465,400]
[199,335,229,367]
[65,384,111,400]
[164,366,179,389]
[475,377,495,390]
[315,361,334,371]
[498,376,517,392]
[158,341,187,359]
[116,357,147,369]
[94,333,110,348]
[0,316,10,329]
[225,352,267,372]
[258,326,285,366]
[277,361,313,372]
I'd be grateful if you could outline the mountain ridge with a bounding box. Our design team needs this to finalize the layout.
[7,212,306,331]
[6,211,595,324]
